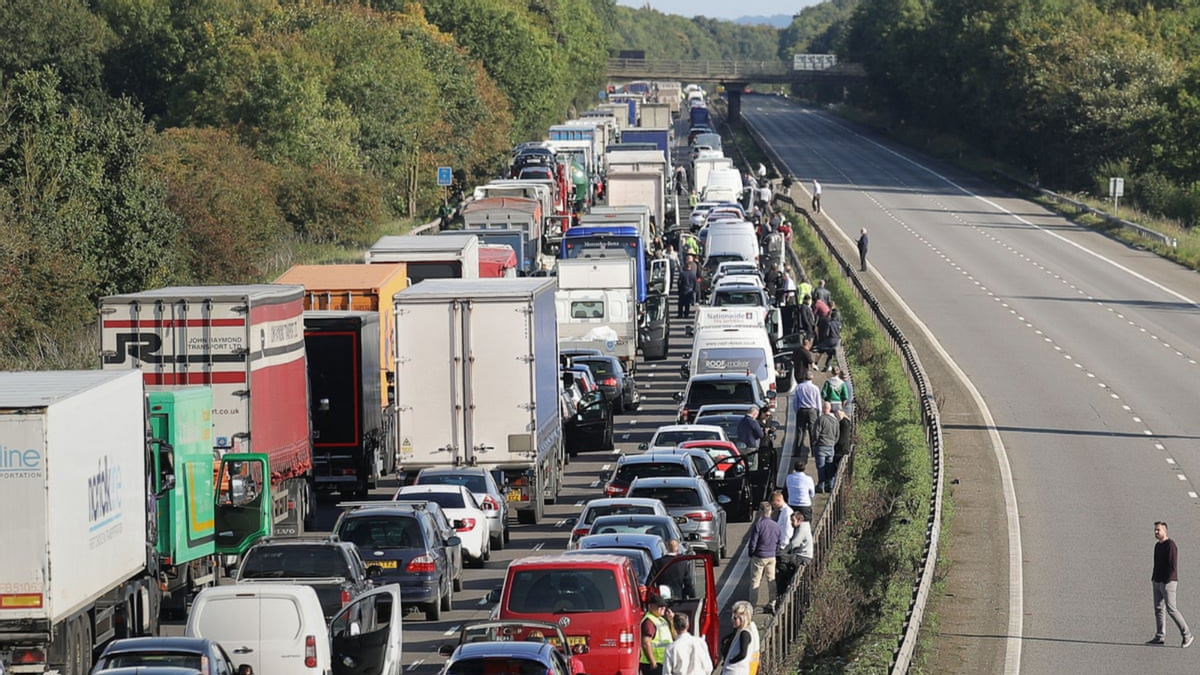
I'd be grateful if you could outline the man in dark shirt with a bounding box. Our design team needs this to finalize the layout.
[747,502,780,611]
[677,257,697,319]
[1148,521,1194,647]
[736,405,764,450]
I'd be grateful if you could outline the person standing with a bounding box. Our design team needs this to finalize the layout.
[790,337,815,378]
[737,405,764,450]
[857,228,869,272]
[757,162,767,179]
[812,279,832,307]
[814,308,842,372]
[832,408,853,492]
[791,370,822,462]
[798,296,817,343]
[821,369,850,412]
[813,402,840,493]
[1148,521,1194,647]
[720,601,760,675]
[747,502,780,611]
[641,594,677,675]
[771,491,794,556]
[784,459,814,524]
[677,257,698,320]
[662,613,713,675]
[811,179,822,213]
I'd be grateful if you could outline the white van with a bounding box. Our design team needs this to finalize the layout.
[186,584,404,675]
[701,168,744,203]
[685,327,776,394]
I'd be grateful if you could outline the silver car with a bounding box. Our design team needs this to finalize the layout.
[414,467,510,550]
[626,476,729,566]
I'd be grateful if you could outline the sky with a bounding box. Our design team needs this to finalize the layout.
[614,0,821,22]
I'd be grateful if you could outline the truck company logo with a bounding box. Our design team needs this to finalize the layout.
[88,455,125,548]
[704,359,752,371]
[103,333,244,364]
[0,445,42,478]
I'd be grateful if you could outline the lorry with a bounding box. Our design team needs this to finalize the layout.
[0,370,161,675]
[599,102,633,131]
[366,234,480,283]
[100,284,315,546]
[555,258,639,375]
[479,245,519,278]
[641,102,672,130]
[302,311,386,497]
[608,94,644,126]
[619,128,670,156]
[605,170,666,236]
[693,156,735,196]
[582,205,654,247]
[474,181,568,255]
[457,196,543,273]
[393,278,565,525]
[654,82,683,115]
[560,225,648,305]
[690,106,711,129]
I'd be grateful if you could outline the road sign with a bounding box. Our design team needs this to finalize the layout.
[1110,176,1125,210]
[437,166,453,187]
[793,53,837,71]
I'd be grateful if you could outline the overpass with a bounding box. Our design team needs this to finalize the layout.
[605,58,867,120]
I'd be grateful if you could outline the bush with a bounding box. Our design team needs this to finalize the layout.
[276,163,385,247]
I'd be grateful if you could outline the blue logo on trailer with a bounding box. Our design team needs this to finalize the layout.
[437,166,453,187]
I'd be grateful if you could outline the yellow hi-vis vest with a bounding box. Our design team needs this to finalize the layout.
[640,611,672,665]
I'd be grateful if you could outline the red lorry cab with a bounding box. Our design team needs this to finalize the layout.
[496,553,719,675]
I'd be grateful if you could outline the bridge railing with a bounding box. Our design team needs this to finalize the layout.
[606,58,790,78]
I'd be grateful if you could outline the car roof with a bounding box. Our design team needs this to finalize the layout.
[582,497,665,510]
[628,476,706,489]
[452,641,555,660]
[417,467,489,476]
[652,424,725,436]
[508,553,632,569]
[617,453,693,466]
[102,638,214,654]
[396,484,468,494]
[687,373,758,383]
[590,513,676,524]
[340,505,426,519]
[93,668,203,675]
[578,533,666,549]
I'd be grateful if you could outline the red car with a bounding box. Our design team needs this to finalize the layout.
[679,440,741,474]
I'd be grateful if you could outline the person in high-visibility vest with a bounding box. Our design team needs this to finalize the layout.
[720,601,761,675]
[640,593,677,675]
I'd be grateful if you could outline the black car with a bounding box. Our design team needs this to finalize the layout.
[92,638,244,675]
[234,535,378,619]
[333,502,462,621]
[674,373,775,424]
[600,452,700,498]
[565,390,613,455]
[639,295,670,361]
[572,355,639,414]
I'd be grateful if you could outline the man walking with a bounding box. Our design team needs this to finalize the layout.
[857,228,869,271]
[811,179,822,213]
[747,502,780,612]
[784,460,814,524]
[1148,521,1194,647]
[662,613,713,675]
[677,257,697,320]
[790,369,822,463]
[813,402,840,493]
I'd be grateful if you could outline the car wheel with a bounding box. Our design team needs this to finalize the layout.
[492,532,505,551]
[425,593,442,621]
[503,524,511,544]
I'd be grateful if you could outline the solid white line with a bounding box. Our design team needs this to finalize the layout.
[800,168,1024,673]
[717,544,750,609]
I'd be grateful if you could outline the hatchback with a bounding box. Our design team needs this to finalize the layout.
[675,373,775,424]
[626,476,729,565]
[639,424,727,452]
[91,638,240,675]
[393,485,490,566]
[567,498,670,548]
[414,467,510,549]
[571,355,639,414]
[601,452,699,498]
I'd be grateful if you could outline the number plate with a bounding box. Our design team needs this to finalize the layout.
[372,560,398,569]
[507,489,525,502]
[548,636,589,648]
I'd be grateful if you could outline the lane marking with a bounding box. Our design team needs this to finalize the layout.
[407,660,425,672]
[443,625,460,636]
[532,542,544,551]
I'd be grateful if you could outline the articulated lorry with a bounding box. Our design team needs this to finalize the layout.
[100,285,315,545]
[620,128,670,156]
[555,258,639,378]
[393,278,565,525]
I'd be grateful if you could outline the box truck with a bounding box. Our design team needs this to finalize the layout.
[458,196,543,274]
[393,278,564,525]
[555,259,639,377]
[365,234,480,283]
[100,285,314,547]
[0,371,160,675]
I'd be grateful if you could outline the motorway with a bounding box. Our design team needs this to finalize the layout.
[741,95,1200,673]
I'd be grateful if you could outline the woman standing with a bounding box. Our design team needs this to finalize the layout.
[720,601,761,675]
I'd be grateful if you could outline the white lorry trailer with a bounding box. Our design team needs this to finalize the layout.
[366,234,481,283]
[555,258,639,376]
[0,370,160,675]
[393,278,564,525]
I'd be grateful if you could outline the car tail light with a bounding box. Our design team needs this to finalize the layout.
[572,527,591,540]
[769,380,777,391]
[602,378,618,387]
[482,495,500,511]
[407,554,436,573]
[340,589,351,606]
[304,635,317,668]
[13,649,45,665]
[686,511,714,522]
[619,629,636,645]
[456,518,477,532]
[605,484,625,496]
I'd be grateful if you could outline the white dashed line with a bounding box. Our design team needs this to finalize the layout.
[443,625,460,636]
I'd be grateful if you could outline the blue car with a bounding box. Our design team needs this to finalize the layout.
[441,640,581,675]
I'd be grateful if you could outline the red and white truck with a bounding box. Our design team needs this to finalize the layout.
[99,285,315,542]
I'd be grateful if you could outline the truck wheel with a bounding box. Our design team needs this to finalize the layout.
[67,617,84,675]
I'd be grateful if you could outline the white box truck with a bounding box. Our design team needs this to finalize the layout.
[606,170,666,237]
[0,370,160,675]
[555,259,639,375]
[393,278,564,525]
[366,234,481,283]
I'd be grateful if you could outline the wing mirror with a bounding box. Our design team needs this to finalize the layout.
[717,495,732,505]
[438,645,455,657]
[765,391,777,400]
[673,392,684,402]
[638,443,649,451]
[685,532,702,542]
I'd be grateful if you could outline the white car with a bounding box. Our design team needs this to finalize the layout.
[712,274,766,292]
[393,484,490,567]
[638,424,728,453]
[567,497,672,549]
[712,261,762,284]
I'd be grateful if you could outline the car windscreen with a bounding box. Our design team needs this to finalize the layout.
[694,415,741,439]
[590,520,670,541]
[567,549,650,582]
[239,545,350,579]
[713,291,763,307]
[506,568,621,613]
[652,430,721,447]
[696,348,768,378]
[101,653,203,671]
[583,504,656,524]
[418,473,488,494]
[627,486,703,508]
[337,515,423,549]
[686,381,755,407]
[398,491,467,509]
[447,657,550,675]
[575,359,616,380]
[615,462,690,482]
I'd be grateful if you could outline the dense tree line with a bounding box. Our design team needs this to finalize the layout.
[839,0,1200,224]
[609,6,780,61]
[0,0,611,366]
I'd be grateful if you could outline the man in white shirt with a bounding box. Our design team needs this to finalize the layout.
[784,459,814,524]
[662,612,713,675]
[811,179,822,213]
[770,490,794,555]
